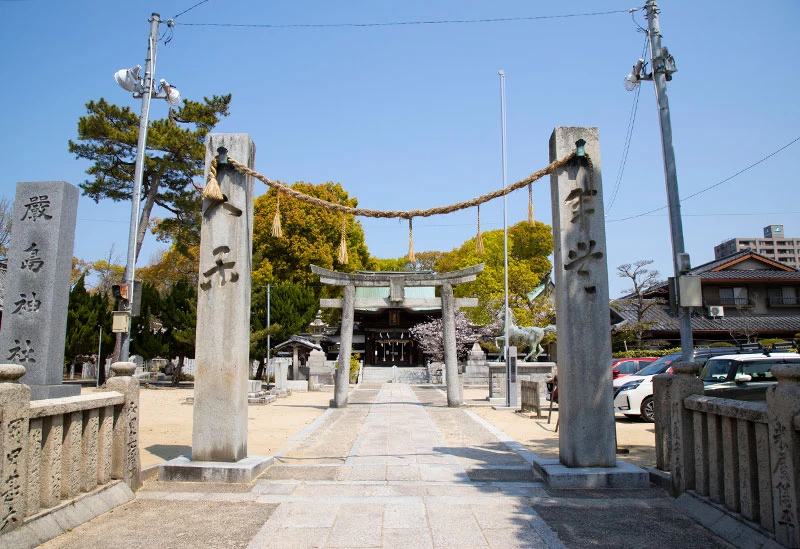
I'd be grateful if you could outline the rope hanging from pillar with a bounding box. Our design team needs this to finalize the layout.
[201,157,224,201]
[527,183,534,225]
[476,205,485,255]
[407,218,415,263]
[212,152,577,219]
[338,214,349,265]
[271,191,283,238]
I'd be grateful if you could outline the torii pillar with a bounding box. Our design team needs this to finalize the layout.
[311,264,484,408]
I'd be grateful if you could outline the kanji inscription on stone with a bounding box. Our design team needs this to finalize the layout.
[564,187,598,224]
[20,195,53,222]
[7,339,36,363]
[200,245,240,291]
[11,292,41,315]
[21,243,45,272]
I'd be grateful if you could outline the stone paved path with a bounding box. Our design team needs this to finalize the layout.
[44,383,736,549]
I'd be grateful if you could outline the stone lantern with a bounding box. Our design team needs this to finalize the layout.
[309,310,327,346]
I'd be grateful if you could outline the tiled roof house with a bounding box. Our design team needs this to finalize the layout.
[613,250,800,346]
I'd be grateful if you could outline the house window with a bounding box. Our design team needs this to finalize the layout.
[719,287,749,306]
[768,287,799,306]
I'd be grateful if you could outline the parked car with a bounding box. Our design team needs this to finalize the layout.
[611,357,658,379]
[613,347,752,422]
[546,357,659,403]
[700,351,800,400]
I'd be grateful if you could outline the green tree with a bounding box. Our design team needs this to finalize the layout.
[130,282,167,360]
[252,183,373,286]
[68,94,232,260]
[435,221,553,326]
[160,279,197,385]
[65,276,113,379]
[269,285,320,345]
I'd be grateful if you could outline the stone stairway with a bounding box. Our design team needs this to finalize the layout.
[361,366,429,384]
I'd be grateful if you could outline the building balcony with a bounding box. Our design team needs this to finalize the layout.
[767,296,799,307]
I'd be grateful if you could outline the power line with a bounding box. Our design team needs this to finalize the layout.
[173,0,212,20]
[607,135,800,223]
[607,34,649,214]
[172,9,632,29]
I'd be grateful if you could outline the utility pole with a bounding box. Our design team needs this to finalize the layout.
[120,13,161,362]
[644,0,694,362]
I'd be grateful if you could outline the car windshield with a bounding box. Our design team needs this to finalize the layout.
[701,358,734,381]
[635,355,676,376]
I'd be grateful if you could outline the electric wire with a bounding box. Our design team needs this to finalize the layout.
[173,0,212,20]
[607,135,800,223]
[607,34,649,214]
[172,9,632,29]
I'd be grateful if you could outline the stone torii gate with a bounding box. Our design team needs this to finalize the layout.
[311,264,484,408]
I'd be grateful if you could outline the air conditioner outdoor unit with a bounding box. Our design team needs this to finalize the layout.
[708,306,725,318]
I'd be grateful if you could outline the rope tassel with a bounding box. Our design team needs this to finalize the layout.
[338,214,349,265]
[201,157,224,202]
[527,183,534,225]
[476,205,485,255]
[407,218,415,263]
[271,191,283,238]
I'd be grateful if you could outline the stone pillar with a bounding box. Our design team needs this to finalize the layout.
[274,359,288,392]
[292,346,299,381]
[106,362,141,491]
[668,361,703,495]
[766,363,800,548]
[0,181,80,400]
[441,282,462,407]
[332,284,355,408]
[653,373,676,471]
[0,364,30,534]
[192,134,255,462]
[549,127,615,467]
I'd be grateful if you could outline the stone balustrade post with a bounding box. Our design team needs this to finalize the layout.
[105,362,141,491]
[766,363,800,548]
[0,364,30,535]
[653,373,676,472]
[669,361,703,495]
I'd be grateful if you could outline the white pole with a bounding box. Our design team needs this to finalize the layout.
[499,70,510,407]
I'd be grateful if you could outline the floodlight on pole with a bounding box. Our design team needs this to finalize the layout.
[114,12,182,363]
[159,79,181,106]
[115,65,142,92]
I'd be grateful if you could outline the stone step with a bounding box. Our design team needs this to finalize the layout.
[361,366,429,384]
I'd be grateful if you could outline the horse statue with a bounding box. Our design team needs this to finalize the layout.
[493,308,556,362]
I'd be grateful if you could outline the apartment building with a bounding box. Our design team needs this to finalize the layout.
[714,225,800,267]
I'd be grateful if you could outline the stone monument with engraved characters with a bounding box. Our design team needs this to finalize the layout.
[0,181,80,400]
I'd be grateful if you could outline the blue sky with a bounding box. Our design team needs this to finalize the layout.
[1,0,798,298]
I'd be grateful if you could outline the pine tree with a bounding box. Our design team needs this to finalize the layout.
[130,282,167,361]
[68,94,232,259]
[161,279,197,386]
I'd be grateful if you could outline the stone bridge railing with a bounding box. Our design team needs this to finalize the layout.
[654,362,800,547]
[0,362,140,537]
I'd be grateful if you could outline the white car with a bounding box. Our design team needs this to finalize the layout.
[613,353,679,422]
[613,347,765,422]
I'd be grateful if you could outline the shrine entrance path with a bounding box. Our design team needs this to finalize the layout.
[44,383,734,549]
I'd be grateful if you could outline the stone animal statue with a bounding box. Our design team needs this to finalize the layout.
[493,309,556,362]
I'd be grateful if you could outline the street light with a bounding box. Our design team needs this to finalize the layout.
[114,13,181,362]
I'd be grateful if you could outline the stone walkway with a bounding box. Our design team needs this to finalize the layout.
[43,383,738,549]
